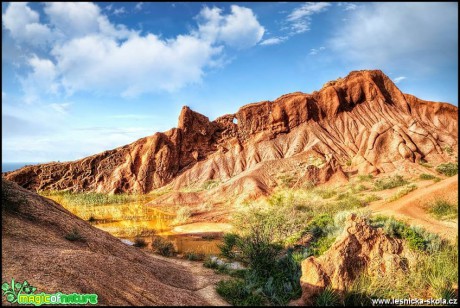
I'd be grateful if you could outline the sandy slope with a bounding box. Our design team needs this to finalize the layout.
[1,179,227,306]
[368,176,458,241]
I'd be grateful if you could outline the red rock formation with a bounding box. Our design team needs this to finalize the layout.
[300,214,414,305]
[4,70,458,196]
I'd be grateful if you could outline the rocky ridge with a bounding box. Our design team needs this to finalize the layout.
[4,70,458,200]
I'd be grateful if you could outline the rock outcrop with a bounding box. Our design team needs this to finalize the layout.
[4,70,458,197]
[300,214,413,305]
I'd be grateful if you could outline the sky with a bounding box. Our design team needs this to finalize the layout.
[2,2,458,163]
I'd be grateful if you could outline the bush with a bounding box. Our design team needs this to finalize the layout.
[65,228,84,241]
[151,236,175,256]
[173,206,192,225]
[436,162,458,177]
[363,194,381,203]
[216,279,265,306]
[387,184,417,202]
[309,236,336,257]
[185,251,205,261]
[219,233,241,260]
[373,175,408,191]
[358,174,374,182]
[133,237,147,247]
[428,200,458,220]
[419,173,436,180]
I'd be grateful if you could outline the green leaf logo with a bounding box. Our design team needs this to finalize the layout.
[2,278,37,303]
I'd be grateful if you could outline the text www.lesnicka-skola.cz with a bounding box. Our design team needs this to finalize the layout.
[371,298,457,306]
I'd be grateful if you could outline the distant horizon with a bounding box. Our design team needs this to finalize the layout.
[2,2,458,163]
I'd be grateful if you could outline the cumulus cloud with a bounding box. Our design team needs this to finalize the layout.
[2,2,52,46]
[329,2,458,71]
[2,2,265,99]
[135,3,143,11]
[393,76,406,84]
[196,5,265,49]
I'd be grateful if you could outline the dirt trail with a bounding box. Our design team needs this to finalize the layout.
[368,176,458,241]
[147,253,230,306]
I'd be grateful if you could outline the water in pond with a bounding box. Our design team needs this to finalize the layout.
[48,196,227,256]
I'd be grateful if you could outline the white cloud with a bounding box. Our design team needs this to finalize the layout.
[259,36,286,46]
[113,7,126,16]
[309,46,326,55]
[20,55,60,103]
[338,3,358,11]
[135,3,143,11]
[393,76,406,84]
[287,2,331,34]
[196,5,265,49]
[330,3,458,71]
[3,3,264,99]
[2,3,52,46]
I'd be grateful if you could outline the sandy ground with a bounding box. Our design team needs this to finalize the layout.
[368,176,458,241]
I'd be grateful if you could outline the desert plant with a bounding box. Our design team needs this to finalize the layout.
[185,251,205,261]
[133,237,147,247]
[387,184,417,202]
[219,233,241,260]
[216,279,265,306]
[151,236,175,256]
[358,174,374,182]
[427,200,458,220]
[419,173,436,180]
[373,175,408,191]
[65,228,84,241]
[436,162,458,177]
[315,286,340,306]
[363,194,382,203]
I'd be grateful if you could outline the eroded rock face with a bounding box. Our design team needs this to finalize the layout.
[300,214,412,305]
[4,70,458,195]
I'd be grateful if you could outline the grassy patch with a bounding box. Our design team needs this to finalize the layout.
[427,200,458,220]
[419,173,440,181]
[436,162,458,177]
[216,279,265,306]
[184,251,205,261]
[358,174,374,182]
[40,190,146,206]
[151,236,175,256]
[363,194,382,203]
[316,286,340,306]
[373,175,408,191]
[370,216,443,252]
[387,184,417,202]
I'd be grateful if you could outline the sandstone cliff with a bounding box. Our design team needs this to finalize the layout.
[4,70,458,197]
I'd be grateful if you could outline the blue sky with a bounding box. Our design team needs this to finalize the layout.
[2,2,458,162]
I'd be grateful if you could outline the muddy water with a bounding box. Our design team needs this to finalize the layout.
[87,205,225,256]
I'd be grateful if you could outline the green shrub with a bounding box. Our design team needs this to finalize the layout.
[373,175,408,191]
[185,252,205,261]
[151,236,175,256]
[309,236,336,257]
[315,188,337,199]
[419,173,436,180]
[443,146,453,155]
[358,174,374,182]
[315,286,340,306]
[387,184,417,202]
[363,194,381,203]
[216,279,265,306]
[436,162,458,177]
[65,228,84,241]
[202,180,220,190]
[427,200,458,220]
[133,237,147,247]
[218,233,241,260]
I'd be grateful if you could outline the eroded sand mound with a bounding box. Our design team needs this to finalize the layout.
[1,179,216,306]
[5,70,457,203]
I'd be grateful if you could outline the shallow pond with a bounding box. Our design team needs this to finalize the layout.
[49,196,229,256]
